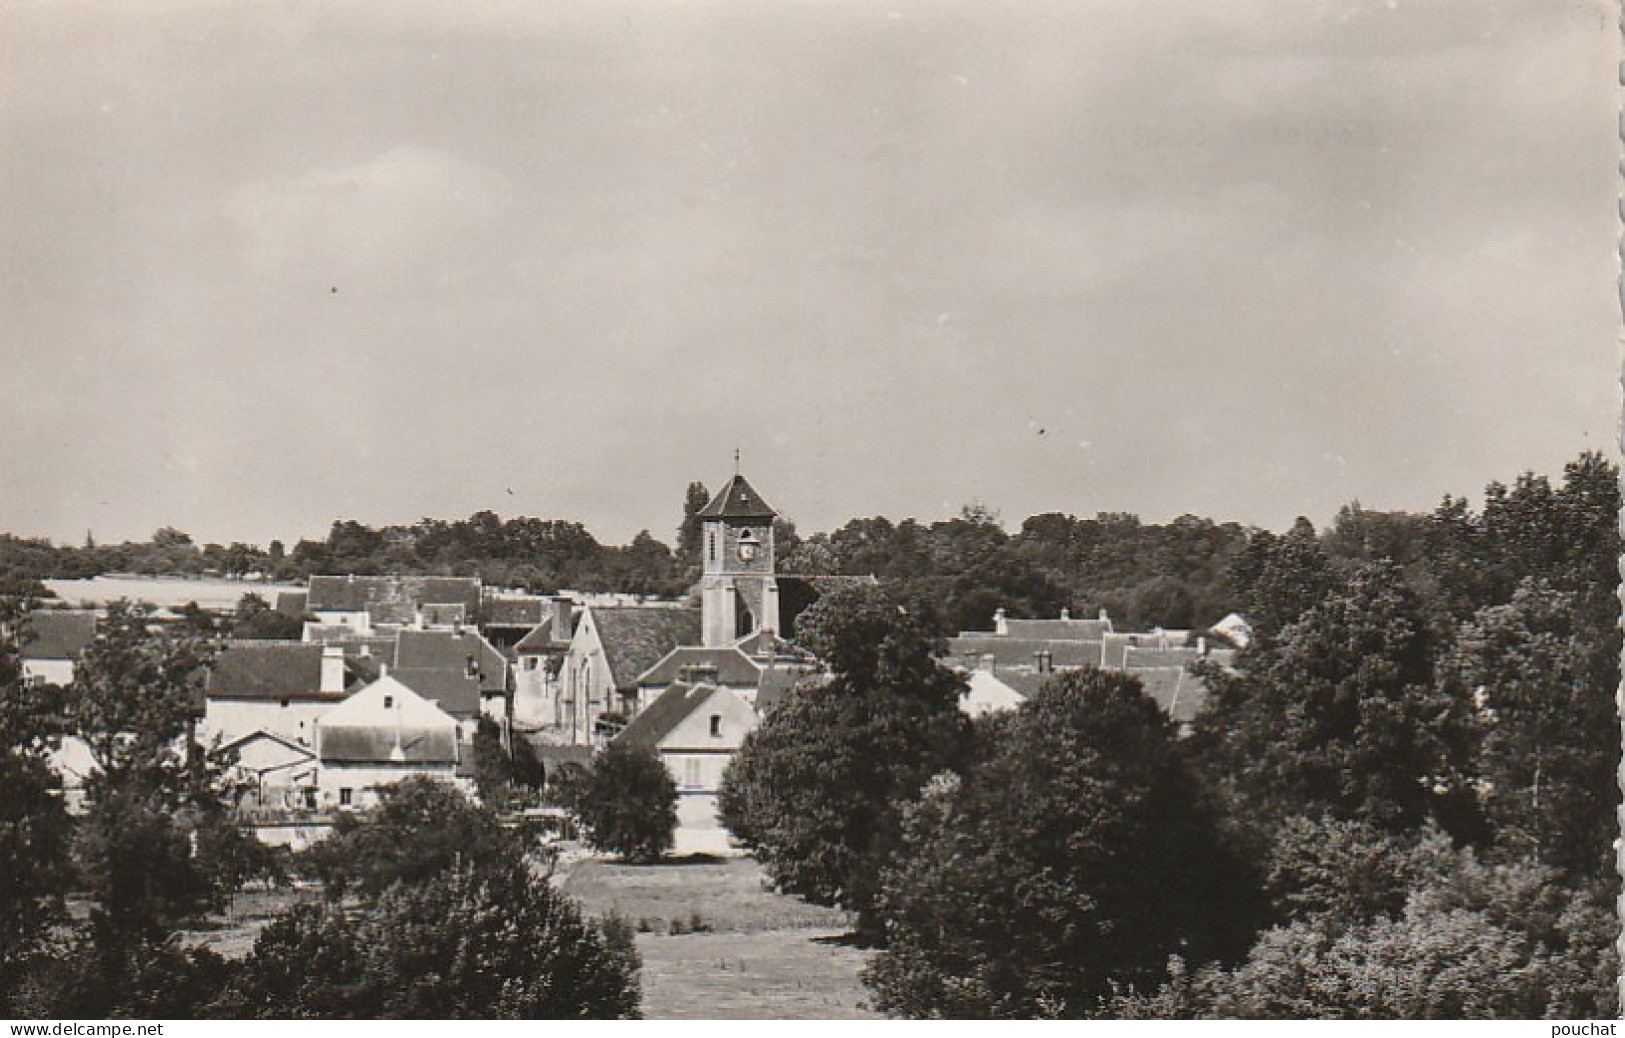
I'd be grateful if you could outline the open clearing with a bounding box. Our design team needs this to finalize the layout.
[182,853,878,1018]
[559,854,880,1019]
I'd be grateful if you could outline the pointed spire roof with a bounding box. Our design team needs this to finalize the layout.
[698,473,777,519]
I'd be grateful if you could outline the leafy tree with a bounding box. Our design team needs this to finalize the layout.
[213,864,640,1019]
[574,742,676,863]
[1426,452,1620,622]
[864,669,1261,1018]
[719,585,974,927]
[1112,855,1616,1020]
[231,593,303,640]
[207,900,369,1018]
[1190,561,1474,836]
[470,716,546,810]
[14,933,231,1020]
[472,715,516,807]
[0,602,72,1006]
[298,777,526,900]
[67,601,221,939]
[1448,579,1619,877]
[174,600,221,635]
[676,481,711,571]
[1262,815,1454,927]
[1228,518,1340,643]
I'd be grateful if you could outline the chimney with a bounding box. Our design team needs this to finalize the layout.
[1098,608,1109,623]
[979,653,997,673]
[1059,607,1070,621]
[993,607,1008,635]
[552,597,574,644]
[320,645,346,693]
[1198,636,1207,656]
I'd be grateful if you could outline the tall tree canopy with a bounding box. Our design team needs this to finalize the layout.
[865,669,1261,1018]
[1192,561,1475,837]
[719,584,974,927]
[0,601,72,1007]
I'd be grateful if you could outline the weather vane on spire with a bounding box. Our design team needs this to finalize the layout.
[734,446,741,475]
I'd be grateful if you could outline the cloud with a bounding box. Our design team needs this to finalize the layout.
[222,146,512,289]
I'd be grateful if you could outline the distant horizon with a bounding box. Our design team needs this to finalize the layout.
[7,443,1611,552]
[5,3,1615,553]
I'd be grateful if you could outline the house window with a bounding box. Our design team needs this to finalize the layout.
[709,714,722,737]
[684,758,702,787]
[383,695,394,709]
[707,529,717,562]
[279,697,290,709]
[339,787,353,807]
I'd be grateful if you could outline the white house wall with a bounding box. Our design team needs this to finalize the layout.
[659,687,759,755]
[316,761,461,809]
[200,699,333,749]
[22,659,75,687]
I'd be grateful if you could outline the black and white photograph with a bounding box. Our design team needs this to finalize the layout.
[0,0,1618,1022]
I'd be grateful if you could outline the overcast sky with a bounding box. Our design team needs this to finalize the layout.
[2,0,1616,549]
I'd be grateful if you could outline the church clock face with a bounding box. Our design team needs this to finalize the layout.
[737,529,761,562]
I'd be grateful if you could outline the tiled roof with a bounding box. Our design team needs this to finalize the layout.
[390,667,482,717]
[989,669,1056,699]
[697,474,777,519]
[591,606,702,691]
[756,668,824,714]
[204,641,334,700]
[482,595,549,627]
[274,592,308,617]
[1122,646,1204,669]
[318,726,458,765]
[306,575,482,616]
[964,664,1210,723]
[514,621,571,653]
[306,575,385,612]
[393,629,507,694]
[21,610,97,660]
[945,635,1103,670]
[636,646,762,688]
[737,633,819,667]
[419,603,467,626]
[1002,617,1112,640]
[516,735,594,772]
[1100,630,1195,667]
[615,682,713,750]
[1126,667,1211,724]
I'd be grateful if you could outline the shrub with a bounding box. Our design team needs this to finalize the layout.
[575,743,676,863]
[297,777,526,900]
[214,865,641,1019]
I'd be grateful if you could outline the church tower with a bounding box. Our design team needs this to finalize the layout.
[699,470,780,648]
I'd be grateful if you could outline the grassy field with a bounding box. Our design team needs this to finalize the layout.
[559,854,880,1020]
[179,853,879,1018]
[179,888,314,960]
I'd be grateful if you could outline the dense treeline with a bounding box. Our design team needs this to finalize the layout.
[1,494,1257,633]
[724,451,1621,1019]
[7,456,1615,641]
